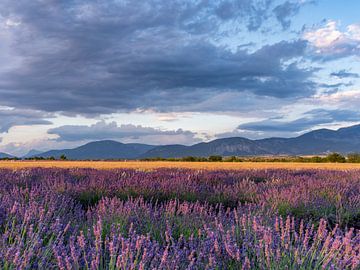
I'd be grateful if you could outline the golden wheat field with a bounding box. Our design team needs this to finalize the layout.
[1,160,360,170]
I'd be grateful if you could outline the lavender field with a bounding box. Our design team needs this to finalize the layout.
[0,168,359,269]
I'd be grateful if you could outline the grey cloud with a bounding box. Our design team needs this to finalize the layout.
[0,0,313,115]
[214,0,272,31]
[320,83,352,88]
[273,1,316,30]
[0,108,53,133]
[237,109,360,133]
[330,70,360,79]
[48,121,198,142]
[313,42,360,61]
[273,1,301,30]
[0,38,314,114]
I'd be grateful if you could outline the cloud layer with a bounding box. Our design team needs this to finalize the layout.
[48,121,199,145]
[0,0,315,116]
[330,70,359,79]
[0,108,52,133]
[237,109,360,133]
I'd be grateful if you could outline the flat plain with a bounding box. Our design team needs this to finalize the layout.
[1,160,360,170]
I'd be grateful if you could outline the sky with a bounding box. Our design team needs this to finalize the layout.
[0,0,360,156]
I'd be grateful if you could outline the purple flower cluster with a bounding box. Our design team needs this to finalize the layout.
[0,168,359,269]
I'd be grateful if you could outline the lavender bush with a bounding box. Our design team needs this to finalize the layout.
[0,168,359,269]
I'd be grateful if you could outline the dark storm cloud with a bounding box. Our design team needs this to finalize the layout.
[48,121,197,142]
[0,108,53,133]
[237,109,360,133]
[0,0,313,115]
[330,70,360,79]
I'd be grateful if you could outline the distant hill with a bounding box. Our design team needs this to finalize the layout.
[35,140,155,160]
[22,149,43,158]
[31,124,360,159]
[141,124,360,157]
[140,137,267,158]
[0,152,14,159]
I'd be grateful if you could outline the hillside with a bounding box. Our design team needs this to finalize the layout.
[36,140,155,160]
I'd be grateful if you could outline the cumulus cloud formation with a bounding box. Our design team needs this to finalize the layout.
[0,0,314,115]
[304,20,360,60]
[237,109,360,133]
[48,121,199,144]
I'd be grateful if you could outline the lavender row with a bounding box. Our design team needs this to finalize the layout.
[1,187,359,269]
[0,168,359,227]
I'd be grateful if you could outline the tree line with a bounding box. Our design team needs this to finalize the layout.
[141,153,360,163]
[2,153,360,163]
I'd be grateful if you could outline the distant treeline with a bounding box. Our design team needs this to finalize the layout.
[2,152,360,163]
[0,154,67,161]
[141,153,360,163]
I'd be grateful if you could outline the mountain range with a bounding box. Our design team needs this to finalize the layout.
[0,152,14,159]
[12,124,360,159]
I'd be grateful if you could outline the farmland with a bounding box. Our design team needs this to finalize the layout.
[0,167,359,269]
[2,160,360,170]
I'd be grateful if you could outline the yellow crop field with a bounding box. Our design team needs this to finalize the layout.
[1,160,360,170]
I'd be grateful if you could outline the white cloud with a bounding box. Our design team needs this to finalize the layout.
[304,21,343,48]
[347,24,360,40]
[304,20,360,59]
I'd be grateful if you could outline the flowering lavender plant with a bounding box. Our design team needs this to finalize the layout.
[0,168,359,269]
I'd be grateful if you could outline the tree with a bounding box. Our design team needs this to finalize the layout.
[226,156,238,162]
[208,155,222,162]
[60,154,67,161]
[182,156,196,162]
[347,153,360,163]
[326,153,346,163]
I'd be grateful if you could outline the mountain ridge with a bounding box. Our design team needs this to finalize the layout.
[0,152,14,159]
[36,140,156,160]
[20,124,360,159]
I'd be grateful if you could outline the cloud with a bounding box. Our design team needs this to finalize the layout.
[237,109,360,133]
[273,1,309,30]
[0,0,313,116]
[0,107,53,133]
[48,121,200,144]
[317,91,360,111]
[304,20,360,60]
[330,70,360,79]
[0,38,314,114]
